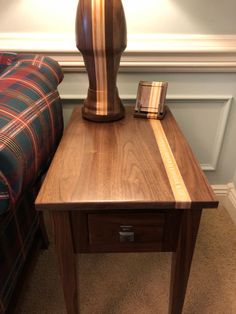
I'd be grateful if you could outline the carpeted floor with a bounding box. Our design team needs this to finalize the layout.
[15,205,236,314]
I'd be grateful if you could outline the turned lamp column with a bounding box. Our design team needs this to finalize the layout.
[76,0,127,122]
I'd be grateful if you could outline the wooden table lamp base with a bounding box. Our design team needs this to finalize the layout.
[76,0,127,122]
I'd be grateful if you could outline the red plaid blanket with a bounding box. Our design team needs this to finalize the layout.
[0,53,64,214]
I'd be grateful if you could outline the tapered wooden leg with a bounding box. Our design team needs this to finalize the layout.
[0,299,4,314]
[51,211,79,314]
[169,208,202,314]
[38,212,49,249]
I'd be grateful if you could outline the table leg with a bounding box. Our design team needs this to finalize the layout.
[51,211,79,314]
[169,208,202,314]
[38,212,49,249]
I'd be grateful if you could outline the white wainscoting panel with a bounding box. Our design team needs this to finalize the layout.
[167,96,232,171]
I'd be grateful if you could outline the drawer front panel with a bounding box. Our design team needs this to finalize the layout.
[88,213,165,252]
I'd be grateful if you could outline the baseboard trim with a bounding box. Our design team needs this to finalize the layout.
[212,184,229,196]
[227,183,236,208]
[212,183,236,225]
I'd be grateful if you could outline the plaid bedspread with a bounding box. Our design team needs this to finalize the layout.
[0,188,39,313]
[0,53,64,313]
[0,53,64,214]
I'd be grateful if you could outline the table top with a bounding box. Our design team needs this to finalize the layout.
[35,105,218,211]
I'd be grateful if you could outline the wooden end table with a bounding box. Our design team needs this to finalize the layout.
[35,105,218,314]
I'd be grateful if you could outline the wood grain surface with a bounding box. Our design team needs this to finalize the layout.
[35,106,218,211]
[134,81,168,119]
[87,213,165,252]
[50,211,79,314]
[150,119,191,209]
[76,0,127,121]
[169,208,202,314]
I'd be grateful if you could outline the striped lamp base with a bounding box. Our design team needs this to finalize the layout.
[76,0,127,122]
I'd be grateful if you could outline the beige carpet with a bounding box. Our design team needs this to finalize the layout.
[15,205,236,314]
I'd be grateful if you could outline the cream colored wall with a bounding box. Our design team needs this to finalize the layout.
[1,0,236,34]
[234,172,236,187]
[1,0,236,185]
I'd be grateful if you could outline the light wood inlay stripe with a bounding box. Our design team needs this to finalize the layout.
[147,82,162,118]
[150,119,191,208]
[91,0,108,115]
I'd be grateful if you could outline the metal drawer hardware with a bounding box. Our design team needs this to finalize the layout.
[119,225,134,243]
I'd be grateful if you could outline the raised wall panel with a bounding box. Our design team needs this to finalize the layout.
[167,97,232,171]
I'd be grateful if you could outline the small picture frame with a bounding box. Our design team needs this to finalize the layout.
[134,81,168,120]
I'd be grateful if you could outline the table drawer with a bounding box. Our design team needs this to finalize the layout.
[88,213,165,252]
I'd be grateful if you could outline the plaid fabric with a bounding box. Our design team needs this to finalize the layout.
[0,53,63,89]
[0,189,39,314]
[0,53,63,313]
[0,53,17,74]
[0,53,64,215]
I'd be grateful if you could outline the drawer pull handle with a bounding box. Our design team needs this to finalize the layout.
[119,231,134,243]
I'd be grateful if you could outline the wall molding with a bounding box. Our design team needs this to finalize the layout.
[61,94,232,171]
[2,33,236,72]
[210,98,232,170]
[213,183,236,225]
[167,96,232,172]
